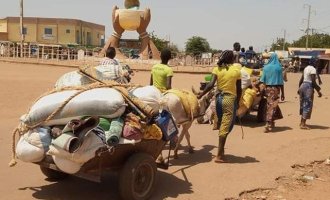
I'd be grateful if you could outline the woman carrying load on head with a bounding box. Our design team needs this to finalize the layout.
[298,57,322,130]
[260,53,285,133]
[198,50,242,163]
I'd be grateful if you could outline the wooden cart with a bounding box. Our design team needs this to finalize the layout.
[37,139,167,200]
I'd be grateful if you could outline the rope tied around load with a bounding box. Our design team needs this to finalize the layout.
[9,82,156,167]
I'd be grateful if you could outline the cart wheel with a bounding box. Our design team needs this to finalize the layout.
[40,166,69,180]
[119,153,157,200]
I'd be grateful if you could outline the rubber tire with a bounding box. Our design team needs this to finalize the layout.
[40,166,69,180]
[119,153,157,200]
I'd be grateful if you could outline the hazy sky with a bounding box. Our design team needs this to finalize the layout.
[1,0,329,52]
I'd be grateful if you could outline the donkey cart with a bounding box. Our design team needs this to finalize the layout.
[37,139,167,200]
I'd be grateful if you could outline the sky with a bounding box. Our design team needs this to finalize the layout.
[0,0,329,52]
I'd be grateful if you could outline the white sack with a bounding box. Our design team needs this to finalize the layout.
[131,86,162,112]
[55,71,94,89]
[22,88,126,126]
[16,127,51,163]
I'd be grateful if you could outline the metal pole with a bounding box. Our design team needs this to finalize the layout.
[282,29,286,52]
[282,29,286,59]
[310,28,315,48]
[304,4,311,49]
[20,0,24,58]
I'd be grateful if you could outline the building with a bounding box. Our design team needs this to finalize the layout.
[0,17,105,47]
[288,47,330,73]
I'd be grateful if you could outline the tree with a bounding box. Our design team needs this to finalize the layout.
[291,33,330,48]
[270,38,291,51]
[150,32,179,54]
[185,36,211,56]
[150,32,168,52]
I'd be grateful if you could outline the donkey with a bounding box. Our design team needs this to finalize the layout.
[160,89,213,159]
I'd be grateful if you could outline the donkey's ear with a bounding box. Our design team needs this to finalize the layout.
[191,86,199,95]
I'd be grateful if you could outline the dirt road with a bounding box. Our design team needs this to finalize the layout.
[0,62,329,200]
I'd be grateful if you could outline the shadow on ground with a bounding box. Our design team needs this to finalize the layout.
[18,145,215,200]
[19,175,118,200]
[271,126,293,133]
[308,124,330,130]
[238,114,266,128]
[170,144,216,167]
[19,169,193,200]
[224,154,260,164]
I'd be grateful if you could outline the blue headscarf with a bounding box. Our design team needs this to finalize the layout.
[260,53,284,85]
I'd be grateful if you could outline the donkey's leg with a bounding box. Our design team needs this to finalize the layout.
[156,152,164,163]
[173,128,185,159]
[182,122,194,154]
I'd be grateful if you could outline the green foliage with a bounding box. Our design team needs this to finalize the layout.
[210,48,221,55]
[291,33,330,48]
[150,32,167,52]
[270,38,291,51]
[150,32,179,54]
[270,33,330,50]
[185,36,211,56]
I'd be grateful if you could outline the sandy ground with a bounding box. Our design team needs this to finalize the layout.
[0,62,329,200]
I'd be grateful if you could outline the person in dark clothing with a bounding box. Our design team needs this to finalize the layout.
[245,46,257,61]
[233,42,241,63]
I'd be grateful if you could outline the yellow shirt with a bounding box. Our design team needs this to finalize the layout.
[151,64,173,91]
[242,66,253,75]
[212,64,241,96]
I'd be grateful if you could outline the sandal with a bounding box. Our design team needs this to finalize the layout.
[300,125,310,130]
[264,124,272,133]
[214,156,226,163]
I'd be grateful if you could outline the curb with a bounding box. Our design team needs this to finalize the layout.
[0,58,212,74]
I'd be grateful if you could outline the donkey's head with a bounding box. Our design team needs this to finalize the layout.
[192,86,215,117]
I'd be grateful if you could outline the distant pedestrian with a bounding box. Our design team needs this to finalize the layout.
[233,42,241,63]
[0,44,4,57]
[260,53,285,133]
[245,46,257,62]
[298,57,322,129]
[293,58,300,72]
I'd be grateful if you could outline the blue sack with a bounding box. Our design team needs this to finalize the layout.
[155,110,178,141]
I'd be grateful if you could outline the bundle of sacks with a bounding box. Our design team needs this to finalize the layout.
[14,84,176,174]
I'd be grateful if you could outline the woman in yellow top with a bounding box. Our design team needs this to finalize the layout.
[150,49,173,92]
[198,50,242,163]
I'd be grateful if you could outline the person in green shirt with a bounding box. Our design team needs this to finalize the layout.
[150,49,173,91]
